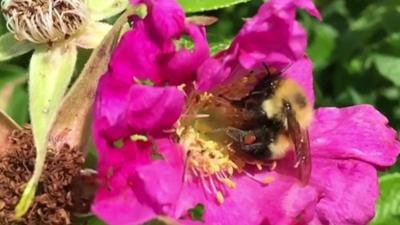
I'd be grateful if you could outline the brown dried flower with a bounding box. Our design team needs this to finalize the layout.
[1,0,88,43]
[0,126,85,225]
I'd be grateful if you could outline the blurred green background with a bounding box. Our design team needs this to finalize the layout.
[1,0,399,224]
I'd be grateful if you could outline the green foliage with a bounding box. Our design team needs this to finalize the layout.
[73,216,106,225]
[373,54,400,86]
[188,203,205,221]
[371,173,400,225]
[87,217,107,225]
[0,64,28,125]
[303,0,400,133]
[0,33,34,61]
[6,83,28,125]
[178,0,250,13]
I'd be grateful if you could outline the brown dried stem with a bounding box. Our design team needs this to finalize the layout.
[49,7,135,152]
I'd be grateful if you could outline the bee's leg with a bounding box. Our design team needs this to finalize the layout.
[240,142,270,159]
[240,142,266,152]
[225,127,247,142]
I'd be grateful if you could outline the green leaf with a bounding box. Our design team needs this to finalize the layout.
[178,0,251,13]
[370,173,400,225]
[0,33,34,61]
[188,203,205,221]
[373,54,400,87]
[0,64,27,114]
[15,43,77,217]
[382,8,400,33]
[87,217,107,225]
[307,24,338,71]
[0,64,26,89]
[6,84,29,125]
[73,216,108,225]
[0,14,7,35]
[210,39,231,55]
[142,217,179,225]
[86,0,129,21]
[143,219,168,225]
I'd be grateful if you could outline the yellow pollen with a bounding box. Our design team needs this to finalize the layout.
[263,176,275,185]
[256,163,263,171]
[178,92,249,205]
[181,127,238,177]
[216,191,224,204]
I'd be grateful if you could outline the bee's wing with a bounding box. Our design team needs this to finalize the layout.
[286,109,311,185]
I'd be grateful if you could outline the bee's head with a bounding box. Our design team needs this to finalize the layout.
[261,78,313,129]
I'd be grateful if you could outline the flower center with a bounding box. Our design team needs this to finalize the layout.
[177,76,279,204]
[1,0,88,43]
[177,92,246,204]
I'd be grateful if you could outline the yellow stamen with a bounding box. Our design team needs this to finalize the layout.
[130,134,148,142]
[216,191,224,204]
[222,178,236,189]
[263,176,275,184]
[270,161,277,171]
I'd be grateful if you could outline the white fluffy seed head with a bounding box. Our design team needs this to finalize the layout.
[1,0,88,43]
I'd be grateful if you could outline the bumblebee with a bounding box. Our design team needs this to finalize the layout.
[218,68,313,184]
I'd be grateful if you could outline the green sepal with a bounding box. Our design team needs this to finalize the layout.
[0,33,34,61]
[15,42,77,217]
[178,0,250,13]
[86,0,129,21]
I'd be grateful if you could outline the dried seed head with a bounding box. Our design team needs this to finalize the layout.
[0,126,85,225]
[1,0,88,43]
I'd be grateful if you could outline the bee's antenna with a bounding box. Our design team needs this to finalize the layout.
[261,62,272,76]
[281,62,294,74]
[261,62,294,76]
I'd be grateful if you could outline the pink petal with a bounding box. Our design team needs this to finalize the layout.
[130,138,184,212]
[163,24,209,85]
[310,158,379,225]
[268,0,322,20]
[92,185,156,225]
[197,0,318,91]
[92,142,157,225]
[108,21,165,85]
[93,138,185,224]
[310,105,400,167]
[145,0,186,41]
[108,0,209,86]
[124,85,184,134]
[174,170,319,225]
[95,82,184,138]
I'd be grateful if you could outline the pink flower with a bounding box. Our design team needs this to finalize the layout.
[91,1,400,225]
